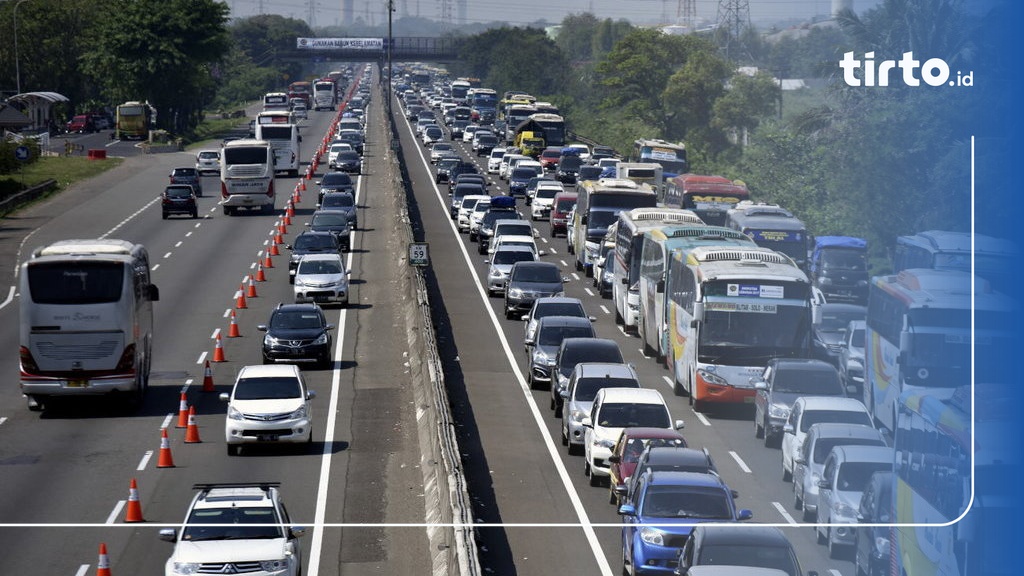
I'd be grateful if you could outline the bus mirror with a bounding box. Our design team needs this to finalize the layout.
[581,214,588,225]
[656,279,665,293]
[899,331,912,351]
[693,302,704,322]
[148,285,160,302]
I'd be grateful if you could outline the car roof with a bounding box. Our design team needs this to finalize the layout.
[692,524,791,546]
[646,470,725,488]
[534,296,583,307]
[684,567,790,576]
[496,235,536,243]
[640,446,710,467]
[512,261,558,271]
[596,386,665,405]
[807,422,882,441]
[575,362,638,379]
[829,444,894,463]
[796,396,869,411]
[193,485,277,510]
[237,363,302,379]
[298,253,344,263]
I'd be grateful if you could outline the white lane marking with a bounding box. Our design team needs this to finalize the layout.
[560,259,568,267]
[539,237,548,244]
[549,248,557,254]
[0,417,7,427]
[829,570,843,576]
[584,288,594,296]
[163,252,172,259]
[174,241,182,248]
[599,305,610,315]
[571,273,580,281]
[161,414,174,429]
[0,286,15,311]
[695,412,711,426]
[211,328,221,339]
[223,308,231,318]
[137,451,153,471]
[106,501,126,524]
[106,139,120,147]
[729,451,752,473]
[661,376,674,392]
[196,351,207,365]
[100,196,161,239]
[152,264,160,271]
[195,222,203,227]
[773,501,798,525]
[186,231,193,237]
[75,565,90,576]
[406,111,615,576]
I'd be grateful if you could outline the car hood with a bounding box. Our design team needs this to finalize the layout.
[269,328,326,339]
[818,332,845,347]
[509,280,562,292]
[769,391,801,408]
[296,272,347,285]
[170,537,290,563]
[490,264,514,275]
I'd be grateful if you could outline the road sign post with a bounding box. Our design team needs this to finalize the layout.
[408,242,429,267]
[14,144,30,187]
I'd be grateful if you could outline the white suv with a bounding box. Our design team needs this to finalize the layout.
[293,253,349,306]
[220,364,315,455]
[160,482,306,576]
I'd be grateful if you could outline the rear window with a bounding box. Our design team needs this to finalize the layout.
[28,261,124,305]
[235,376,302,400]
[574,377,639,401]
[321,194,355,208]
[294,233,338,249]
[801,409,872,432]
[493,250,536,266]
[512,168,538,179]
[223,146,269,165]
[597,402,669,429]
[513,265,561,283]
[698,544,797,576]
[172,168,198,177]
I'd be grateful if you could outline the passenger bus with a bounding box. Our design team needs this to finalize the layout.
[665,246,814,408]
[639,226,757,364]
[631,138,688,176]
[450,79,472,104]
[724,201,808,269]
[893,230,1017,292]
[514,113,566,149]
[571,179,657,276]
[263,92,290,112]
[220,139,276,215]
[115,101,152,140]
[864,268,1014,432]
[891,385,1015,576]
[503,104,537,143]
[611,208,705,333]
[662,174,750,225]
[255,111,300,177]
[19,239,159,411]
[287,81,313,108]
[313,80,337,110]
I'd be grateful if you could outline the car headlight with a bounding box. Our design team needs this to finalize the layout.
[810,472,820,486]
[697,368,729,386]
[833,501,857,518]
[596,438,616,449]
[508,288,524,298]
[639,527,665,546]
[288,405,308,419]
[171,562,200,575]
[265,335,282,346]
[532,349,548,365]
[489,268,503,278]
[313,333,329,345]
[875,537,890,556]
[570,409,587,423]
[768,403,790,419]
[819,277,833,286]
[294,278,307,287]
[259,559,289,572]
[227,405,243,420]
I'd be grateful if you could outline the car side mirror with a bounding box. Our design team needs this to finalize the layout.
[608,455,621,464]
[218,392,230,402]
[754,380,767,390]
[290,526,308,538]
[818,479,831,489]
[737,509,753,521]
[618,504,637,516]
[306,390,317,400]
[731,489,740,499]
[674,420,685,430]
[795,456,806,465]
[326,324,336,330]
[538,250,547,257]
[783,424,795,435]
[563,276,571,283]
[559,390,568,399]
[257,325,269,331]
[484,259,490,264]
[615,484,629,496]
[158,528,177,542]
[148,284,160,301]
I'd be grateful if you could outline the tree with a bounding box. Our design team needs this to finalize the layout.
[452,27,569,98]
[712,71,781,143]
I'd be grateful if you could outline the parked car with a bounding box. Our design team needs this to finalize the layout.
[293,253,349,306]
[753,358,846,448]
[256,303,335,369]
[583,387,685,486]
[816,445,894,558]
[219,363,317,454]
[607,427,689,506]
[674,525,809,576]
[619,470,751,575]
[169,167,203,197]
[159,482,306,574]
[781,396,874,482]
[792,423,886,522]
[561,363,641,454]
[161,185,199,219]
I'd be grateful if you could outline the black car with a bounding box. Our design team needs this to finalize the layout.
[474,133,499,156]
[504,261,565,320]
[307,210,351,252]
[317,172,355,203]
[813,303,867,368]
[450,119,470,140]
[447,161,479,190]
[169,167,203,197]
[333,150,362,174]
[287,231,341,283]
[435,156,461,183]
[318,191,358,229]
[675,525,807,576]
[161,185,198,219]
[475,207,521,248]
[753,358,845,447]
[258,303,334,369]
[551,337,623,411]
[556,155,583,185]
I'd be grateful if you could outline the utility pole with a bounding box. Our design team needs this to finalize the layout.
[386,0,394,123]
[14,0,32,96]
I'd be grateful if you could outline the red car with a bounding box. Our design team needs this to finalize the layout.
[606,427,687,505]
[66,114,95,134]
[539,147,562,171]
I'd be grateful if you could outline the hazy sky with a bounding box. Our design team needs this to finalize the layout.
[228,0,882,29]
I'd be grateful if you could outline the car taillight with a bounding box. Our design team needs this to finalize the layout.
[266,179,275,198]
[19,346,39,373]
[115,344,137,372]
[221,181,228,199]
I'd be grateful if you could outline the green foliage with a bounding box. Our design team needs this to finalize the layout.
[230,14,311,85]
[452,27,570,97]
[0,139,41,175]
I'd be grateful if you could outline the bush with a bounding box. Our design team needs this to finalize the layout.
[0,139,42,175]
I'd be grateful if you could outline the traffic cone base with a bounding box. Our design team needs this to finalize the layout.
[157,429,175,468]
[185,406,202,443]
[124,478,144,522]
[255,263,266,282]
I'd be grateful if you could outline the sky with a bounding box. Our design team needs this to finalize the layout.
[226,0,884,30]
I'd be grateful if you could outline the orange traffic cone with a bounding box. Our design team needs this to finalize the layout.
[235,288,247,310]
[124,478,144,522]
[184,406,202,443]
[96,543,112,576]
[201,360,215,392]
[228,310,241,337]
[264,249,275,265]
[176,392,189,428]
[246,276,258,299]
[269,241,280,256]
[273,231,284,246]
[286,202,295,218]
[157,428,175,468]
[301,177,308,189]
[283,211,292,226]
[212,333,226,362]
[255,262,266,282]
[277,219,287,234]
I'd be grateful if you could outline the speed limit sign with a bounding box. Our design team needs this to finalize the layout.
[408,242,429,267]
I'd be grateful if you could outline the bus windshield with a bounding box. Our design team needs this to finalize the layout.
[28,262,124,304]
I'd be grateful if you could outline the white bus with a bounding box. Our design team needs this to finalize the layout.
[571,179,657,276]
[893,230,1017,293]
[611,208,704,332]
[263,92,290,112]
[313,80,337,110]
[665,246,815,409]
[19,239,159,411]
[255,112,301,177]
[220,139,276,215]
[863,268,1013,432]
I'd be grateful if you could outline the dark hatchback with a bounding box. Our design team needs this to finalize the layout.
[318,191,358,229]
[551,337,623,411]
[287,230,341,283]
[333,150,362,174]
[317,172,355,203]
[161,185,198,219]
[504,261,565,319]
[307,210,351,252]
[169,167,203,196]
[258,303,335,369]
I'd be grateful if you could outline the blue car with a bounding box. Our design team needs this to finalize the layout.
[619,470,752,575]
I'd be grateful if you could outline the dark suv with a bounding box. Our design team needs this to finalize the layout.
[317,172,355,203]
[161,185,198,219]
[169,167,203,197]
[753,358,845,447]
[287,231,341,283]
[258,303,335,368]
[504,261,565,320]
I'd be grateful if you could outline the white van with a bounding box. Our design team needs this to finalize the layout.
[255,120,301,177]
[220,139,276,215]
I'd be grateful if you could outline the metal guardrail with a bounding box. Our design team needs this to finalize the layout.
[0,178,57,215]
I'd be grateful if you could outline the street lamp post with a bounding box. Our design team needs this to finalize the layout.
[14,0,32,95]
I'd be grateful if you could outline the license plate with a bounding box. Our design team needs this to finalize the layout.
[314,296,329,302]
[258,434,280,442]
[67,379,88,388]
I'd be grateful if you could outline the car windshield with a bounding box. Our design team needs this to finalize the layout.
[597,403,670,428]
[298,259,343,275]
[813,438,884,463]
[538,325,595,346]
[773,368,841,395]
[698,544,797,576]
[837,462,890,491]
[166,188,192,198]
[819,309,865,332]
[536,188,560,199]
[536,302,585,319]
[850,327,865,347]
[270,311,324,330]
[294,234,337,249]
[172,169,197,177]
[493,251,535,266]
[182,507,284,541]
[559,156,583,170]
[322,194,355,208]
[513,266,560,283]
[801,409,872,432]
[574,377,639,401]
[641,486,732,519]
[199,152,218,160]
[512,168,537,179]
[234,376,302,400]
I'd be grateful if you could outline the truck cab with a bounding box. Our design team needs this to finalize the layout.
[809,236,868,304]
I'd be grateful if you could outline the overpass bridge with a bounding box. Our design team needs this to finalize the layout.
[281,37,462,63]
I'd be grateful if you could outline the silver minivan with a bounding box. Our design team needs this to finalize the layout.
[792,422,886,521]
[561,362,640,453]
[815,444,893,558]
